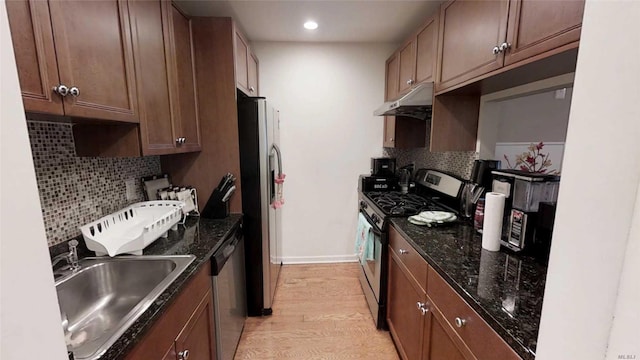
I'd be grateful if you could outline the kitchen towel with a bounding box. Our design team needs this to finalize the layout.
[355,213,374,265]
[482,192,506,251]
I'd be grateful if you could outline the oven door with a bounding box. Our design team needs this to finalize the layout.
[359,210,383,301]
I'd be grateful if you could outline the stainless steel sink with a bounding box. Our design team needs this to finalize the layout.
[55,255,196,360]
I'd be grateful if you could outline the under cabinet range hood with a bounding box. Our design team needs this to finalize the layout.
[373,83,434,120]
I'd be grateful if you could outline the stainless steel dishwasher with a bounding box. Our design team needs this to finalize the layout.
[211,223,247,360]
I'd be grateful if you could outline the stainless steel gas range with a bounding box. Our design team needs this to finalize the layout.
[356,170,464,329]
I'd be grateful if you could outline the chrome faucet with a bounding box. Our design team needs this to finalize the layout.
[52,240,80,272]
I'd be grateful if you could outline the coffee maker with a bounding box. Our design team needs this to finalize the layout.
[491,170,560,253]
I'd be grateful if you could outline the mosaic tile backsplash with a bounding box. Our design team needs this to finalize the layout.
[27,121,161,246]
[384,147,478,179]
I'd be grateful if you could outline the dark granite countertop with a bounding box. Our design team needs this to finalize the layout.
[89,214,243,360]
[390,218,547,360]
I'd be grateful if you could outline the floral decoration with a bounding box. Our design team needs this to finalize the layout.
[503,142,557,174]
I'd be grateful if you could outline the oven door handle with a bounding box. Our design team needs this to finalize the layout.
[359,210,382,236]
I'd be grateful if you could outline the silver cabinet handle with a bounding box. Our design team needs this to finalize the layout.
[181,137,186,144]
[492,46,500,55]
[53,84,69,97]
[455,317,466,328]
[69,86,80,97]
[178,350,189,360]
[399,249,409,254]
[406,79,414,85]
[176,138,181,145]
[249,86,255,93]
[499,42,511,52]
[416,301,429,315]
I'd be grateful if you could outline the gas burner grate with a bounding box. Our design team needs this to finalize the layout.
[366,191,443,216]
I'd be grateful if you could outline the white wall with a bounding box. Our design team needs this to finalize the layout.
[536,1,640,358]
[477,73,575,159]
[605,182,640,359]
[494,88,572,143]
[0,3,68,359]
[252,42,393,263]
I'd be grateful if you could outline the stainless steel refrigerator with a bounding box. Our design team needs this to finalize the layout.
[237,95,283,316]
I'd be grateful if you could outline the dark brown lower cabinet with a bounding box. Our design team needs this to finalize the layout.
[423,301,473,360]
[387,225,522,360]
[387,248,426,360]
[125,262,215,360]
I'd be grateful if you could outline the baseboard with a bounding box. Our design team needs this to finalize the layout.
[281,254,358,264]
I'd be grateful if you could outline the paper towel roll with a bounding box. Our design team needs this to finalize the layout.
[482,192,505,251]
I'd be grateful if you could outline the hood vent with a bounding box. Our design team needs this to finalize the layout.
[373,83,434,120]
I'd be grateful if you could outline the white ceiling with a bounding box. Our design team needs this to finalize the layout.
[175,1,442,44]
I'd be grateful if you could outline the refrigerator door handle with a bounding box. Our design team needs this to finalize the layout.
[270,144,283,177]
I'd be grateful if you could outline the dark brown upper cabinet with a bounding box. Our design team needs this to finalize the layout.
[235,32,249,92]
[169,4,201,153]
[235,30,259,96]
[504,0,584,65]
[8,0,138,121]
[415,15,439,85]
[73,0,200,157]
[398,39,417,95]
[6,0,63,115]
[48,0,139,122]
[436,0,510,93]
[129,0,176,155]
[436,0,584,93]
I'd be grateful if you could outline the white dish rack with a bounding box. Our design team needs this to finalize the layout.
[80,201,185,257]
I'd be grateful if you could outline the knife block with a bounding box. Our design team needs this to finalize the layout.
[201,188,230,219]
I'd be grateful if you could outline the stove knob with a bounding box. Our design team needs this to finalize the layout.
[360,200,367,209]
[371,214,379,223]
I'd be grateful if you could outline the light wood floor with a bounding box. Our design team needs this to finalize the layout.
[234,263,400,359]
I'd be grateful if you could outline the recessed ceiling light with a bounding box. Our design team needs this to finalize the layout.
[304,21,318,30]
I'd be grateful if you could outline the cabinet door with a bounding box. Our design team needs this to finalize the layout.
[235,32,249,93]
[48,0,138,122]
[129,0,177,155]
[387,249,426,360]
[170,4,201,152]
[6,0,63,115]
[383,117,396,148]
[248,51,259,95]
[175,291,216,360]
[415,15,438,85]
[398,39,416,95]
[161,343,177,360]
[385,52,399,101]
[504,0,584,65]
[437,0,509,92]
[423,310,470,360]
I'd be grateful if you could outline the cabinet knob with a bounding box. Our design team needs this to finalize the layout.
[455,317,467,328]
[389,138,394,142]
[53,84,69,97]
[176,138,181,145]
[416,301,429,315]
[181,137,186,144]
[69,86,80,97]
[499,42,511,52]
[492,46,500,55]
[178,350,190,359]
[399,249,409,254]
[406,79,414,85]
[249,86,255,93]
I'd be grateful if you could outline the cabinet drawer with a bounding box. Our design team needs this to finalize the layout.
[428,267,521,360]
[389,226,428,292]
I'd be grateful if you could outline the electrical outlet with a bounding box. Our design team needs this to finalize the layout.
[125,179,136,201]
